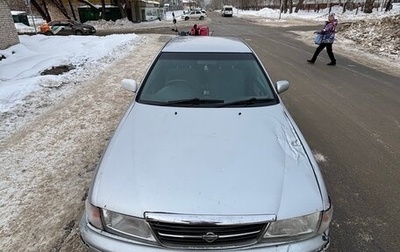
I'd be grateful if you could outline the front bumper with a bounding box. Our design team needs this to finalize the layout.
[79,213,330,252]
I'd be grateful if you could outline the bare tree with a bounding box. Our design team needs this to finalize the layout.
[385,0,392,11]
[67,0,77,20]
[294,0,305,13]
[277,0,290,13]
[243,0,251,9]
[197,0,205,8]
[100,0,106,19]
[29,0,71,21]
[112,0,127,18]
[281,0,288,13]
[31,0,51,22]
[119,0,127,18]
[364,0,375,13]
[51,0,71,19]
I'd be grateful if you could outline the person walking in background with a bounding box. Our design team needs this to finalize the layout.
[192,24,200,35]
[307,13,338,66]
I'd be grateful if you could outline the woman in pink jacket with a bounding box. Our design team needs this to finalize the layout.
[307,13,338,65]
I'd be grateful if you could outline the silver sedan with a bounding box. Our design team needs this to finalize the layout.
[79,36,333,252]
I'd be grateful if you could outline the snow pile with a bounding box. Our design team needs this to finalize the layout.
[339,14,400,59]
[0,34,144,144]
[86,17,173,30]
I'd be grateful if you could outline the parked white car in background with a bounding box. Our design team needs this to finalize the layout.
[80,36,333,252]
[181,9,207,20]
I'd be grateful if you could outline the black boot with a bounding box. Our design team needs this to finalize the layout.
[307,59,315,64]
[327,61,336,66]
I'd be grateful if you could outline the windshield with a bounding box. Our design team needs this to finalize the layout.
[136,52,278,107]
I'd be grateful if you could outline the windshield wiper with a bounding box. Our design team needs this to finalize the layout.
[163,98,225,106]
[217,97,277,107]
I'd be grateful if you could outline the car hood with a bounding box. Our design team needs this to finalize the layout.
[91,103,323,219]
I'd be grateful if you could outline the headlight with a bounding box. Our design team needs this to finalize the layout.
[102,209,157,242]
[263,212,321,241]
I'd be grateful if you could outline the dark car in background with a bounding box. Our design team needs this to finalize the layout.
[39,19,96,35]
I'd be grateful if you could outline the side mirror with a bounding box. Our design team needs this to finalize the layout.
[276,80,290,94]
[121,79,137,92]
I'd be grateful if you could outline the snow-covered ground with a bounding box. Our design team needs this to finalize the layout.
[0,6,399,251]
[0,34,144,142]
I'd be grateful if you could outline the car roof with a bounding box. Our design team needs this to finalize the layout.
[49,19,79,24]
[162,36,253,53]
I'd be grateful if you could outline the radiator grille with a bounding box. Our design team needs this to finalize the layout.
[148,221,267,248]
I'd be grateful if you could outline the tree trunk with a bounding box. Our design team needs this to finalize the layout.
[67,0,77,20]
[294,0,304,13]
[51,0,71,19]
[114,0,126,18]
[385,0,392,11]
[42,0,51,21]
[364,0,375,13]
[282,0,288,13]
[31,0,51,22]
[100,0,106,19]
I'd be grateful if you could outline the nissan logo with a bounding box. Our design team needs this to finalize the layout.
[202,232,219,243]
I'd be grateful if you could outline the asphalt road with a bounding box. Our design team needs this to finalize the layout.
[199,12,400,252]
